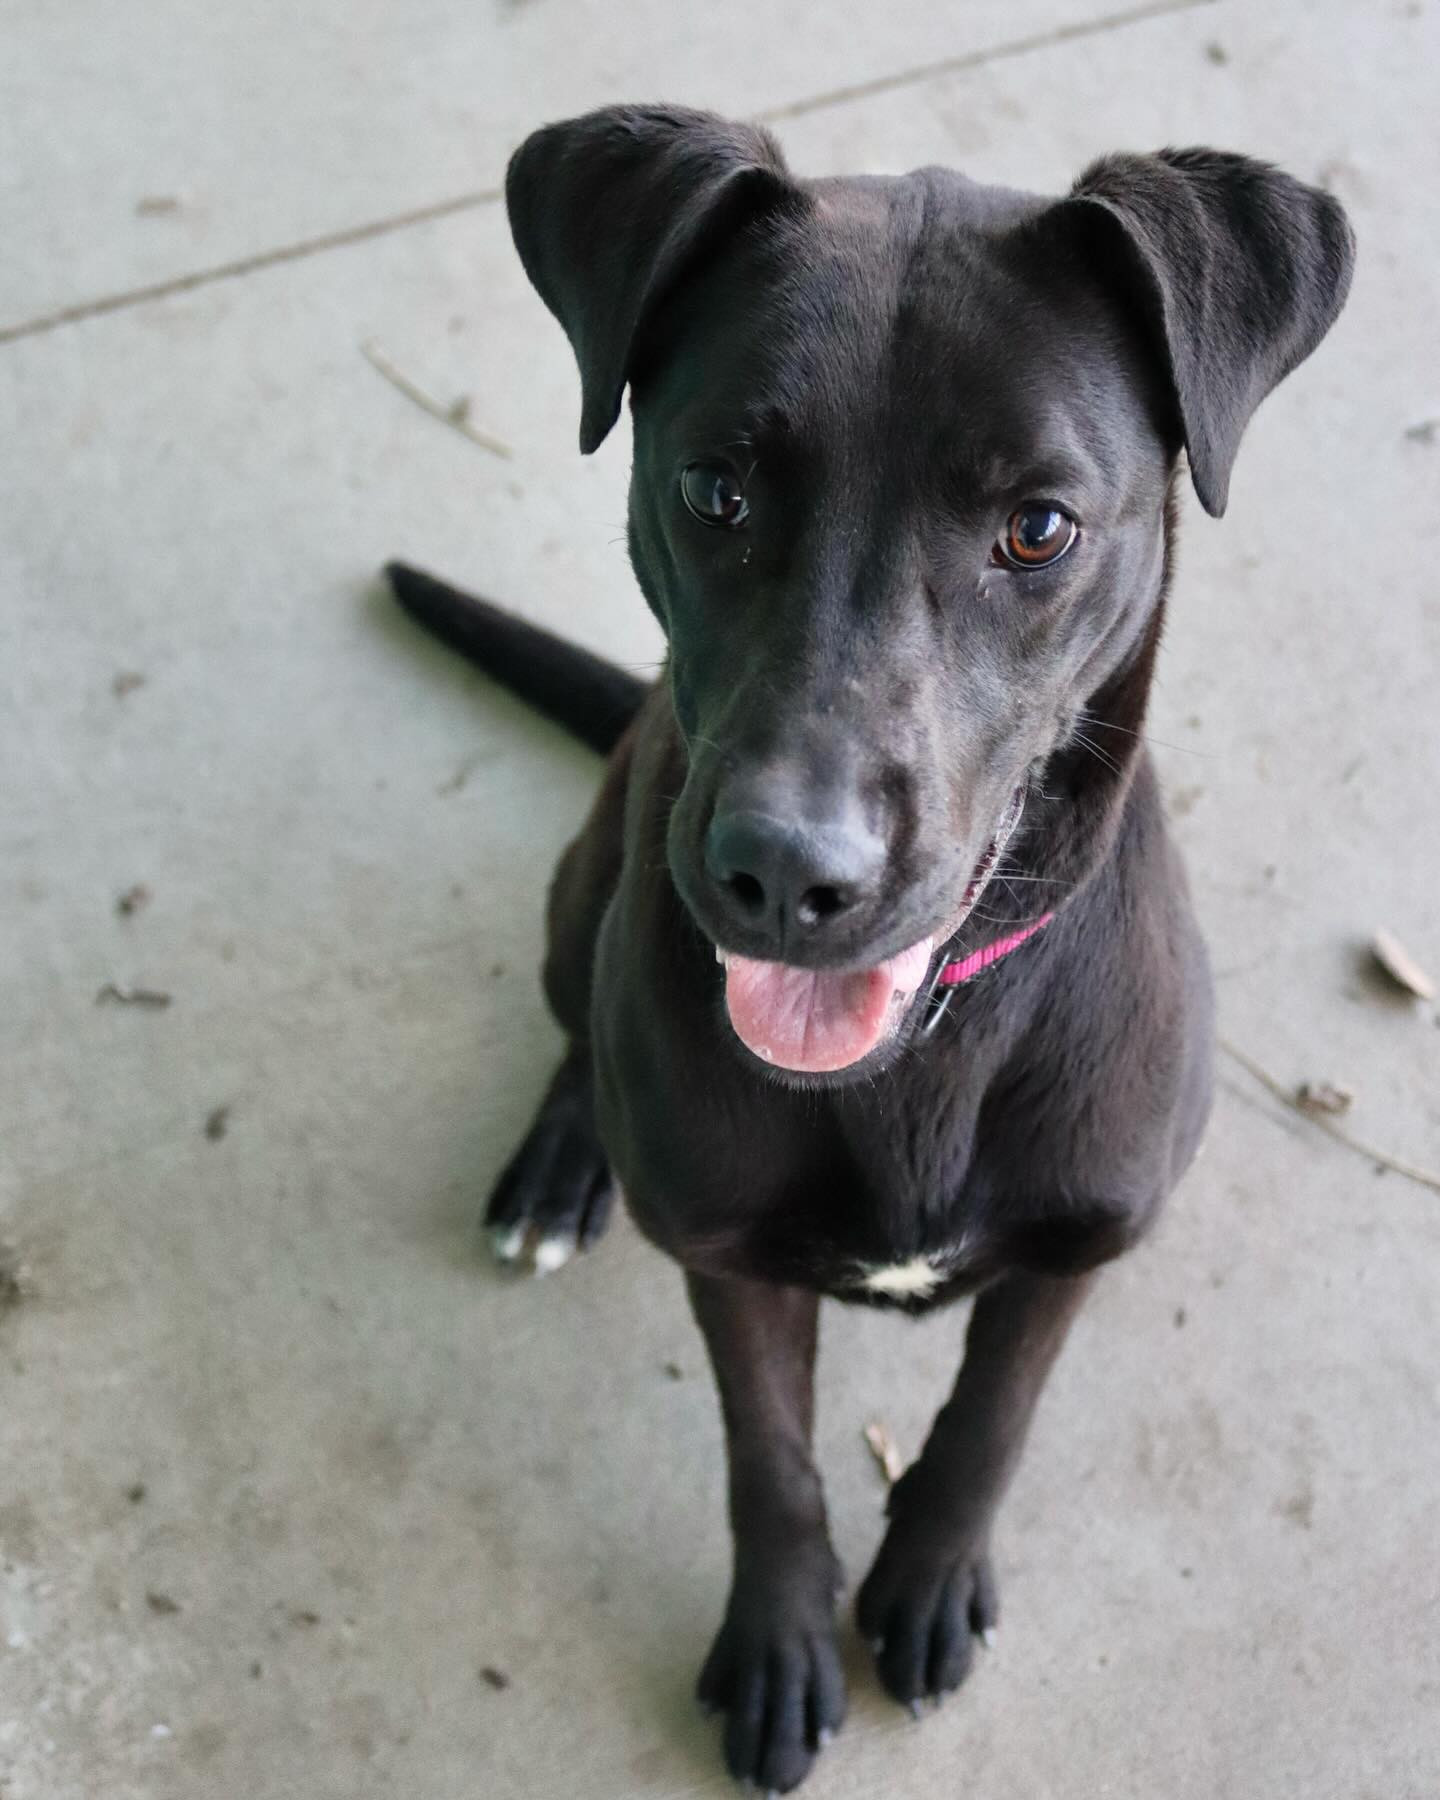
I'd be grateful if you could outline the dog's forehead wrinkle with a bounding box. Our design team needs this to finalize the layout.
[710,227,1147,522]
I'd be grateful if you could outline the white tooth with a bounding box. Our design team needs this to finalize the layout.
[715,946,725,965]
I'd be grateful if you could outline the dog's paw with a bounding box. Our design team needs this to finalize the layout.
[484,1053,614,1273]
[697,1571,847,1794]
[855,1532,998,1712]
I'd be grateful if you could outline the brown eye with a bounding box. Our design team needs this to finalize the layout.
[995,505,1078,569]
[681,461,749,529]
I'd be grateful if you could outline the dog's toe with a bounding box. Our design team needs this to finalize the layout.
[857,1542,997,1710]
[699,1621,845,1794]
[483,1052,614,1272]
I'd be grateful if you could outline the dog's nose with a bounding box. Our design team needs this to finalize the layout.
[705,808,886,941]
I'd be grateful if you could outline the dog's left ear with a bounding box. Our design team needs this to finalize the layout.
[506,105,799,455]
[1064,150,1355,515]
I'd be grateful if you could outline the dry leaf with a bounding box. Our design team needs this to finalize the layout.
[863,1420,904,1485]
[1295,1081,1354,1118]
[1371,930,1435,1001]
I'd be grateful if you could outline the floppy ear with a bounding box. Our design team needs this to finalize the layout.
[1067,149,1355,515]
[505,105,797,455]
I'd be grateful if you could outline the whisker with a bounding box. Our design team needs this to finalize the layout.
[1076,707,1217,760]
[1070,730,1123,778]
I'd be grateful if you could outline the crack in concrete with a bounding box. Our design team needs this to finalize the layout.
[0,0,1218,350]
[755,0,1217,122]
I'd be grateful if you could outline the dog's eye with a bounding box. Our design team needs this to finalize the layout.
[994,505,1078,569]
[681,461,749,529]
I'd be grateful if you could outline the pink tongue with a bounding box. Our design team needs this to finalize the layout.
[723,938,934,1073]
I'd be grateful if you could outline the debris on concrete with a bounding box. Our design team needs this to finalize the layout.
[1220,1037,1440,1195]
[360,339,513,459]
[203,1104,231,1142]
[0,1244,29,1314]
[96,982,172,1009]
[116,883,152,917]
[480,1666,511,1691]
[1370,929,1435,1001]
[146,1591,181,1616]
[111,670,147,698]
[435,751,485,795]
[1168,784,1205,819]
[1295,1080,1354,1118]
[863,1419,904,1485]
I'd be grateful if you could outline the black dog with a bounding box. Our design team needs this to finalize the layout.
[387,105,1352,1795]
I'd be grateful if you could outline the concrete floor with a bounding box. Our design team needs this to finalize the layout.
[3,2,1438,1795]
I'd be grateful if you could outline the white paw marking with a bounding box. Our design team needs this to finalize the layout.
[489,1223,526,1263]
[532,1235,575,1276]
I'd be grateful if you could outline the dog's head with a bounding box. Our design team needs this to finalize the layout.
[507,106,1353,1081]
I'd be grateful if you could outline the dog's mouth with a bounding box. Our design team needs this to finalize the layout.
[715,786,1026,1075]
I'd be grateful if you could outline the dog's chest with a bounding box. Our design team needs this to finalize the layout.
[838,1240,976,1302]
[765,1201,997,1310]
[756,1093,1002,1306]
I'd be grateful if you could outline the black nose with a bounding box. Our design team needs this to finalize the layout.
[705,808,886,944]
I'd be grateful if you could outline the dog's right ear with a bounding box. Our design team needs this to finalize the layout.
[506,105,797,455]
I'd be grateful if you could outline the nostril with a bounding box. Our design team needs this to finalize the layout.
[725,871,766,915]
[797,883,849,927]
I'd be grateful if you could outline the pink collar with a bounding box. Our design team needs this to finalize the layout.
[936,911,1055,987]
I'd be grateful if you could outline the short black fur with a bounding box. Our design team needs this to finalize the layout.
[388,105,1353,1795]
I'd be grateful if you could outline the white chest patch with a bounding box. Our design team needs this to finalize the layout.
[857,1254,948,1299]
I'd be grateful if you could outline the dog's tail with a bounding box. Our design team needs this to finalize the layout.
[385,562,649,756]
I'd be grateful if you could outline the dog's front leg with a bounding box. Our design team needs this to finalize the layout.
[857,1268,1096,1710]
[688,1271,846,1794]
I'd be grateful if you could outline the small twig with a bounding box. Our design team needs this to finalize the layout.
[1219,1037,1440,1195]
[360,340,511,459]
